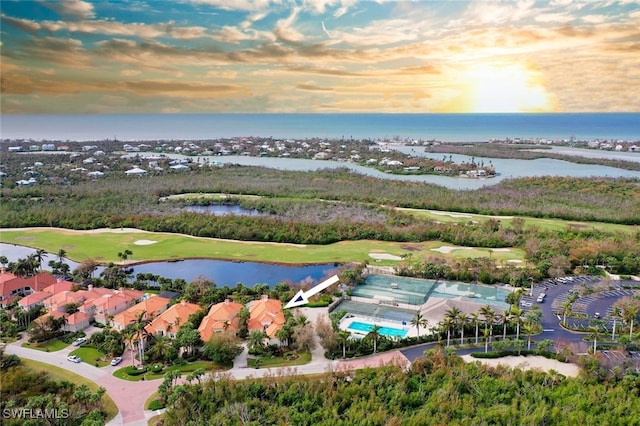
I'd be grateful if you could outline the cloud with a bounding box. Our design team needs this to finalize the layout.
[121,69,142,77]
[321,21,332,38]
[274,6,304,43]
[296,81,334,91]
[1,15,41,34]
[190,0,273,12]
[38,0,95,20]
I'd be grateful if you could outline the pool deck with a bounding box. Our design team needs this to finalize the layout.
[340,315,427,339]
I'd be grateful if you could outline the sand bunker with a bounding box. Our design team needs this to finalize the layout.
[428,211,472,218]
[507,259,523,263]
[461,354,580,378]
[369,253,403,261]
[431,246,472,254]
[134,240,158,246]
[491,248,512,252]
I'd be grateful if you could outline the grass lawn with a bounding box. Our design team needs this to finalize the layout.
[0,228,529,266]
[20,358,119,423]
[248,351,312,369]
[113,360,228,382]
[69,346,110,367]
[21,339,68,352]
[399,208,638,234]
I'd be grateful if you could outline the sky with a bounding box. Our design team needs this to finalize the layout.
[1,0,639,114]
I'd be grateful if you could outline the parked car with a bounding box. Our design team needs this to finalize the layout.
[72,337,87,346]
[536,293,546,303]
[67,355,82,363]
[110,357,123,366]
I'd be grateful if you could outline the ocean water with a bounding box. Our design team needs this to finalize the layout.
[1,113,639,142]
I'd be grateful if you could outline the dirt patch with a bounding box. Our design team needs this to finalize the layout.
[369,253,402,261]
[400,244,422,252]
[15,236,35,240]
[568,223,588,229]
[61,245,75,249]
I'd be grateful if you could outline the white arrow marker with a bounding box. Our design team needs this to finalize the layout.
[284,275,340,309]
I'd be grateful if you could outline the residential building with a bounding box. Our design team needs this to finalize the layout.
[145,300,202,339]
[247,295,285,338]
[197,299,243,342]
[0,270,58,307]
[110,296,171,331]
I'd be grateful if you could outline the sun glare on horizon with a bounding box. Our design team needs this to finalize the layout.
[464,63,557,113]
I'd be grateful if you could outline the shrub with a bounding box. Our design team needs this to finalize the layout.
[148,399,165,411]
[151,364,164,373]
[173,358,187,366]
[126,366,148,376]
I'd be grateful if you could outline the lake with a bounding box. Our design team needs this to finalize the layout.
[132,151,640,190]
[0,243,338,287]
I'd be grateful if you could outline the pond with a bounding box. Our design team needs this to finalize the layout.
[183,205,263,216]
[0,243,339,287]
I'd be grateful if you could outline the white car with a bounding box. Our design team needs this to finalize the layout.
[110,357,123,366]
[67,355,82,363]
[72,337,87,346]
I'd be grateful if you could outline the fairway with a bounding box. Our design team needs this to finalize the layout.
[0,227,527,265]
[398,208,639,234]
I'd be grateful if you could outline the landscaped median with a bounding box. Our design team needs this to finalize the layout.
[247,351,312,369]
[113,360,228,381]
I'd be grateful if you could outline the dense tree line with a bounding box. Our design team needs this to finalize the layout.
[1,165,639,224]
[159,347,640,425]
[0,354,108,425]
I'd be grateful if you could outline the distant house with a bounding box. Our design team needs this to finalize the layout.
[125,167,146,176]
[247,295,285,338]
[145,300,202,339]
[198,299,243,342]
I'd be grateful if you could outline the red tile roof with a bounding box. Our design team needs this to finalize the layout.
[198,299,243,342]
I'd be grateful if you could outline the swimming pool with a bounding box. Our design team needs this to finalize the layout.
[347,320,408,338]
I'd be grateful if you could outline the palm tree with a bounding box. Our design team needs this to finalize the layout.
[498,310,510,340]
[33,249,47,272]
[471,312,481,344]
[56,249,67,263]
[523,321,536,351]
[622,304,638,339]
[248,330,267,353]
[440,317,453,347]
[337,330,350,358]
[457,312,468,345]
[411,312,428,339]
[611,306,622,340]
[589,325,601,354]
[561,300,572,326]
[130,311,151,367]
[483,328,491,353]
[510,307,523,340]
[122,328,137,367]
[366,325,382,353]
[479,305,496,345]
[444,306,462,343]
